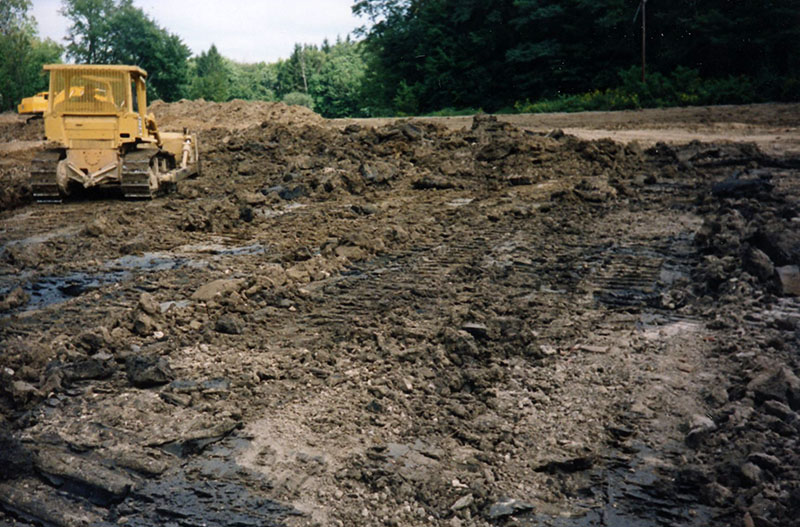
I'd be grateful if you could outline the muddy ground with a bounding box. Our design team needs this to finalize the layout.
[0,102,799,527]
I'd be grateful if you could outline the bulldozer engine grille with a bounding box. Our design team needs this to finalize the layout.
[51,69,128,114]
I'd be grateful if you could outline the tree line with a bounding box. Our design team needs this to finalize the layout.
[353,0,799,114]
[2,0,798,117]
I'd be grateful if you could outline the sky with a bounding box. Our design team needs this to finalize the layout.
[31,0,367,63]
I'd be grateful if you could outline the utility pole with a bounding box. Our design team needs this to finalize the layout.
[641,0,647,83]
[633,0,648,83]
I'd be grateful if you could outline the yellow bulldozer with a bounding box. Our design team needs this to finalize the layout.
[18,91,49,115]
[31,64,200,202]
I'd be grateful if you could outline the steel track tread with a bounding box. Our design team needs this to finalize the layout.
[30,150,62,203]
[120,150,155,199]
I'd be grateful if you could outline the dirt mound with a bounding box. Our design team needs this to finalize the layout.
[0,113,44,143]
[149,99,324,132]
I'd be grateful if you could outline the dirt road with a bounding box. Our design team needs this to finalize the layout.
[1,103,799,527]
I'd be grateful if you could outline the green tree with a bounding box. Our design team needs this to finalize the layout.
[61,0,114,63]
[226,60,277,101]
[0,0,63,111]
[275,44,326,97]
[61,0,191,101]
[190,44,229,101]
[355,0,800,113]
[308,38,367,117]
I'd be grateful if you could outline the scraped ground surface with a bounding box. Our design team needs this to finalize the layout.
[0,102,799,527]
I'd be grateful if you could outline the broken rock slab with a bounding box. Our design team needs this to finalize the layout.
[0,478,103,527]
[35,448,135,506]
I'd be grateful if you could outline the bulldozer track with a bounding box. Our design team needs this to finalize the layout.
[30,150,63,203]
[120,150,155,199]
[299,218,698,335]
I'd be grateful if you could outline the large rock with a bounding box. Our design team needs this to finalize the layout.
[214,316,243,335]
[748,366,800,410]
[776,265,800,296]
[191,278,245,301]
[126,354,174,388]
[743,247,775,282]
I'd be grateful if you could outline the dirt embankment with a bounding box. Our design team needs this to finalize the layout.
[0,100,799,527]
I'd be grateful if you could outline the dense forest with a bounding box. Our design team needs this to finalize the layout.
[1,0,798,117]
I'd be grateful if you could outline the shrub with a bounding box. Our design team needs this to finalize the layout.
[282,91,315,110]
[514,67,765,114]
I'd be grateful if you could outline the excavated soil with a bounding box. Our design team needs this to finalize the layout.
[0,101,799,527]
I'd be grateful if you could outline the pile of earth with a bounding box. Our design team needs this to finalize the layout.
[183,115,646,227]
[0,115,43,143]
[684,161,800,526]
[150,99,325,132]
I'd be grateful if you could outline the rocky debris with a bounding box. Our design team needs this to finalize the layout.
[1,105,800,527]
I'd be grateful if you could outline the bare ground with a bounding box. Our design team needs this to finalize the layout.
[0,103,799,527]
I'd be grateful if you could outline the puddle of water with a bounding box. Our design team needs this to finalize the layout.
[107,252,192,272]
[9,270,130,312]
[1,226,82,250]
[112,438,297,527]
[1,242,268,316]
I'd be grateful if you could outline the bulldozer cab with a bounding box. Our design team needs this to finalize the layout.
[43,64,152,149]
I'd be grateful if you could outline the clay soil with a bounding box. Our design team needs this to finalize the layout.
[1,102,799,527]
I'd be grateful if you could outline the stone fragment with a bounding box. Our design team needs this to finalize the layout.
[776,265,800,296]
[686,414,717,448]
[10,380,37,403]
[138,292,159,316]
[35,448,134,505]
[215,316,243,335]
[191,279,245,301]
[285,264,311,283]
[748,367,800,410]
[486,498,534,520]
[133,313,155,336]
[0,286,28,312]
[451,494,474,511]
[412,175,457,190]
[743,246,774,281]
[740,462,763,485]
[126,354,174,388]
[704,482,733,506]
[461,323,489,340]
[747,452,782,473]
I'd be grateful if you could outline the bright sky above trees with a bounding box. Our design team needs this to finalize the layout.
[31,0,364,62]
